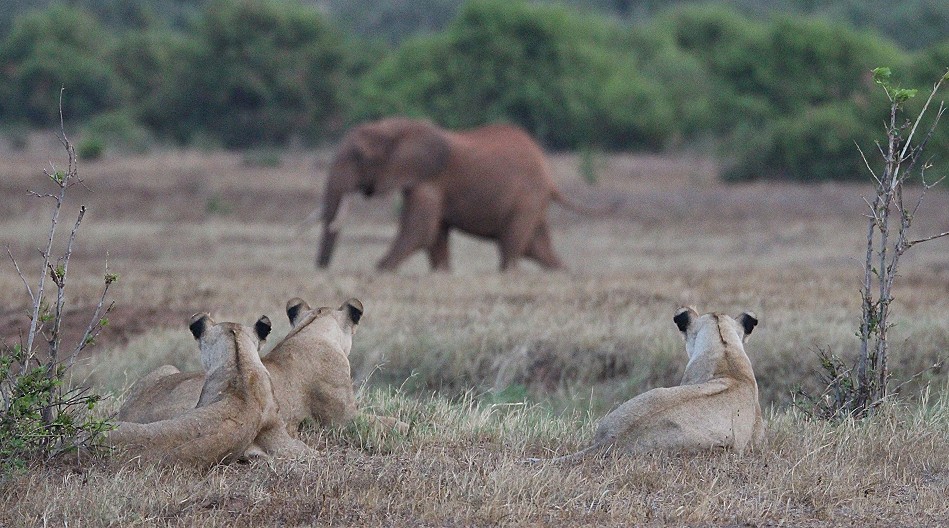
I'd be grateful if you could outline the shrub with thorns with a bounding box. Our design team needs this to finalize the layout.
[1,97,115,471]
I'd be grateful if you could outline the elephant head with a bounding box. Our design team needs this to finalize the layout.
[317,118,450,268]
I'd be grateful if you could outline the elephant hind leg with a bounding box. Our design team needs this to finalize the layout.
[526,222,564,269]
[498,208,546,271]
[427,224,451,271]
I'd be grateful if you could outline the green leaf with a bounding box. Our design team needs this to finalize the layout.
[49,170,67,184]
[893,88,917,103]
[872,67,892,87]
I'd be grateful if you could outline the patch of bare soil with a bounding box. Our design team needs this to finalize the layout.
[0,304,194,356]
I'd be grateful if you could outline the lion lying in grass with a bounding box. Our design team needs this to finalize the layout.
[118,298,406,447]
[108,314,307,466]
[534,307,763,461]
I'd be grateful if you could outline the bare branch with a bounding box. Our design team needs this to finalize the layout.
[22,186,65,377]
[69,275,115,370]
[27,191,58,200]
[856,143,882,186]
[862,196,882,220]
[900,75,947,161]
[48,206,86,365]
[850,70,949,416]
[6,245,35,304]
[907,230,949,248]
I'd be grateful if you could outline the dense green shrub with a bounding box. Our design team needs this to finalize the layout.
[0,4,128,124]
[77,137,105,160]
[723,102,878,181]
[906,42,949,165]
[139,0,351,147]
[355,0,672,150]
[0,0,946,182]
[83,111,154,154]
[655,5,905,181]
[757,17,903,112]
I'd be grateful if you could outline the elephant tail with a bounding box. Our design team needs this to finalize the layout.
[551,187,622,217]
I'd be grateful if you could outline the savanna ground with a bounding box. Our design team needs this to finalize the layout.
[1,133,948,526]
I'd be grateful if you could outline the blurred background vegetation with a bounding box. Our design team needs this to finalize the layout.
[1,0,947,181]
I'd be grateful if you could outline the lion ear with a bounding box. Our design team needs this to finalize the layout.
[189,313,213,340]
[254,315,272,341]
[341,298,363,326]
[673,307,698,334]
[286,298,310,327]
[737,312,758,340]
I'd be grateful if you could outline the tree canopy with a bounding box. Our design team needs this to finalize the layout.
[1,0,947,181]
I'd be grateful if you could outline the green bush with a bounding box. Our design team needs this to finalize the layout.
[146,0,351,148]
[83,111,154,154]
[355,0,671,150]
[907,42,949,166]
[77,137,105,160]
[757,16,904,113]
[0,4,128,124]
[2,123,115,473]
[594,62,675,150]
[0,344,111,471]
[656,5,904,181]
[724,102,879,182]
[0,0,945,184]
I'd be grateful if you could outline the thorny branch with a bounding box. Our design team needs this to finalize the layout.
[855,69,949,415]
[6,245,35,305]
[3,88,114,446]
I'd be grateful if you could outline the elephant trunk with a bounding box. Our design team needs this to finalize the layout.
[316,160,353,269]
[317,226,339,269]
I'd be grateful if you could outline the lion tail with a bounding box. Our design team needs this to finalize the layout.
[523,441,610,465]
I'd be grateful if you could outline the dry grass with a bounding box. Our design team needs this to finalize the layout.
[2,144,949,525]
[2,388,947,526]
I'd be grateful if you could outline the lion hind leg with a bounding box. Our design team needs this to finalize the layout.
[116,365,182,421]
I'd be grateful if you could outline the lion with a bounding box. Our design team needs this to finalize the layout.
[533,307,762,462]
[108,314,307,466]
[118,297,407,442]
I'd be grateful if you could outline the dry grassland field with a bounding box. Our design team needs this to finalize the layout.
[1,134,949,526]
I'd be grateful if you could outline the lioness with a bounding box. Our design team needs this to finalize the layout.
[118,298,400,440]
[537,307,762,461]
[109,314,306,466]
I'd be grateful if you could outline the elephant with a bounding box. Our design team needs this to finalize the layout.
[317,117,590,272]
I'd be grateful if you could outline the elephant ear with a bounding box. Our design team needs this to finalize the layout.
[378,123,450,194]
[352,126,393,165]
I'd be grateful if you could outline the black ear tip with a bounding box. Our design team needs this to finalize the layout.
[286,297,309,325]
[673,308,692,333]
[343,298,363,325]
[189,313,211,340]
[740,312,759,335]
[255,315,272,340]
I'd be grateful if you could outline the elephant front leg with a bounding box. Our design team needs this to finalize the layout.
[377,185,443,271]
[427,223,451,271]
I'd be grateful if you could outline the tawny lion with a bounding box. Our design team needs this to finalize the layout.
[108,314,307,466]
[533,307,763,461]
[118,298,404,442]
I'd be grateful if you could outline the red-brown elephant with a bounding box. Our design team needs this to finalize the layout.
[317,118,582,271]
